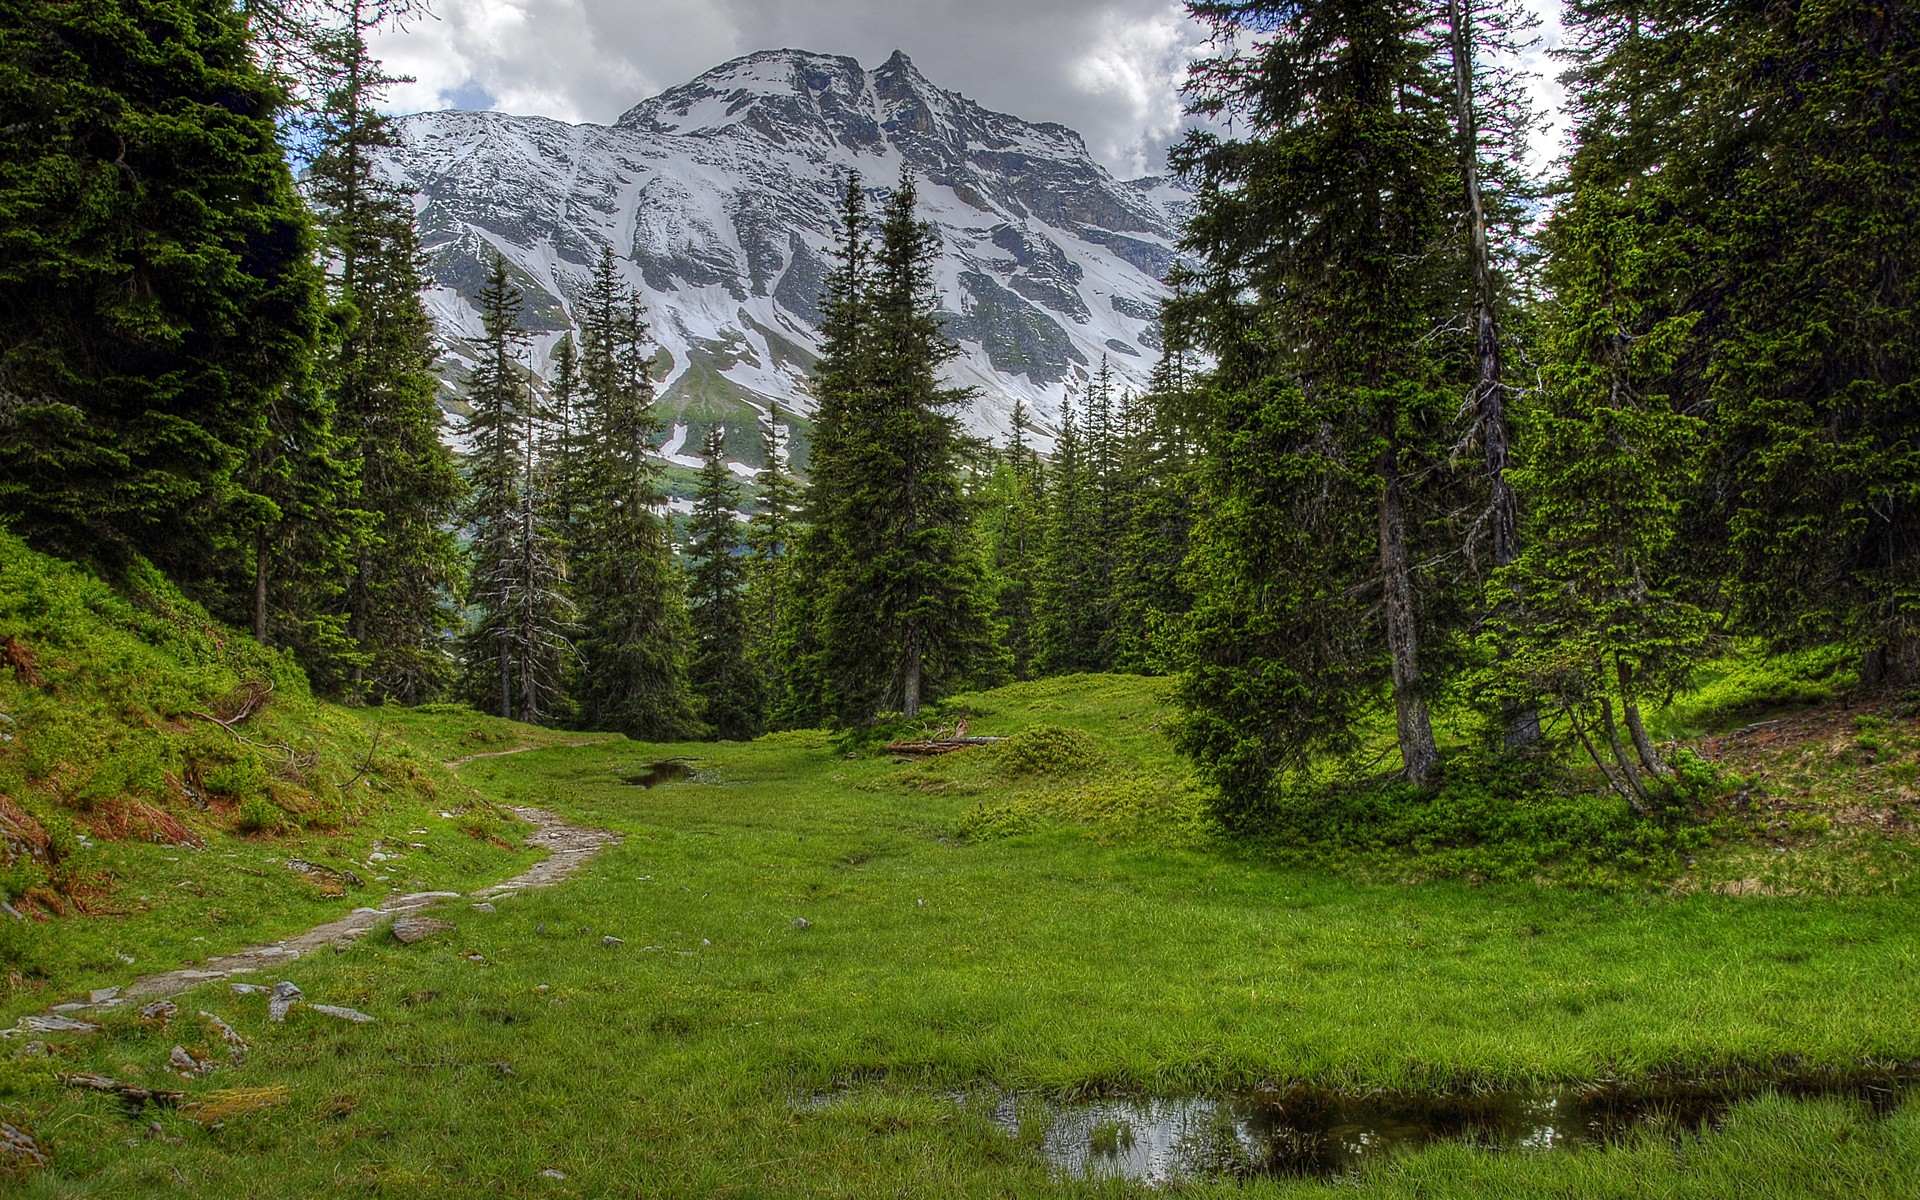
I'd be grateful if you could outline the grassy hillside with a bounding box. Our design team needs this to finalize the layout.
[0,533,545,1019]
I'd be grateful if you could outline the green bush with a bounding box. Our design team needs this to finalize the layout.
[235,795,288,835]
[994,725,1104,778]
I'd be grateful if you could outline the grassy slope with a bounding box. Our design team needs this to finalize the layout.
[0,534,562,1022]
[7,676,1917,1196]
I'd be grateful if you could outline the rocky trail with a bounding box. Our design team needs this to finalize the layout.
[15,747,618,1024]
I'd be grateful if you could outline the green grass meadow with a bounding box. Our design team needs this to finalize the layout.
[6,676,1919,1196]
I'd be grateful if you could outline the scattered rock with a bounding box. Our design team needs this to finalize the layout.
[59,1072,185,1110]
[535,984,549,993]
[267,981,303,1022]
[790,918,812,931]
[471,902,497,914]
[14,1014,100,1035]
[169,1045,215,1079]
[199,1012,248,1057]
[139,1000,178,1023]
[0,1121,48,1169]
[600,935,625,947]
[22,1042,48,1058]
[48,1003,89,1013]
[540,1168,566,1180]
[700,938,711,946]
[390,917,455,945]
[230,983,269,996]
[0,901,25,923]
[492,1061,516,1077]
[88,986,122,1004]
[464,952,487,964]
[308,1004,375,1024]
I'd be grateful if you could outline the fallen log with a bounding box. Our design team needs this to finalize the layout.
[884,736,1006,756]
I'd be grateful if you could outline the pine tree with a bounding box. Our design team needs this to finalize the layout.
[545,333,583,536]
[305,0,464,701]
[571,252,698,739]
[803,170,1002,722]
[779,175,873,729]
[1111,343,1200,674]
[984,398,1046,678]
[458,258,571,721]
[1556,0,1920,686]
[1173,0,1470,809]
[744,403,800,680]
[0,0,326,604]
[687,427,765,739]
[1033,398,1107,674]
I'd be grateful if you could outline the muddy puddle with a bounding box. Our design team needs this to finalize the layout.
[621,760,694,788]
[989,1076,1917,1184]
[805,1073,1916,1185]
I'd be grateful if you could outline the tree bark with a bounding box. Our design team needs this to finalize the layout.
[253,530,269,645]
[1379,442,1440,786]
[1598,694,1649,810]
[1615,656,1674,778]
[901,628,922,720]
[1863,635,1920,689]
[1448,0,1539,749]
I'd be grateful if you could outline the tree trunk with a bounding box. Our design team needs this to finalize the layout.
[500,639,513,723]
[901,629,922,720]
[253,530,269,646]
[1379,443,1440,786]
[1598,694,1649,810]
[1615,657,1673,778]
[1863,635,1920,689]
[1448,0,1539,749]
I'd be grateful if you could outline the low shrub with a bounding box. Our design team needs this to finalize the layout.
[993,725,1104,777]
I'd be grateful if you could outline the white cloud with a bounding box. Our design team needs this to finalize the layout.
[369,0,1573,178]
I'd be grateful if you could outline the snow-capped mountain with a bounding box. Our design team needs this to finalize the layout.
[381,49,1187,462]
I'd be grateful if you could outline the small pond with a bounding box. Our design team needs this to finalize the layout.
[621,760,694,788]
[990,1076,1917,1184]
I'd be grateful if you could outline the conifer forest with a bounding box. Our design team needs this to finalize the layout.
[1,0,1919,1194]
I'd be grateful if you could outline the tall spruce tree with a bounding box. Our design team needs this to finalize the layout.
[687,426,765,738]
[458,258,570,721]
[1033,397,1107,674]
[984,398,1046,679]
[1172,0,1470,812]
[305,0,464,701]
[571,249,698,738]
[744,403,800,680]
[1110,343,1200,674]
[0,0,326,606]
[1555,0,1920,687]
[803,170,1001,722]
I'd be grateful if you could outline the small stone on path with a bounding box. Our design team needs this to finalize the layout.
[790,918,812,930]
[231,983,268,995]
[139,1000,178,1023]
[89,987,122,1004]
[601,935,624,946]
[391,917,455,945]
[472,902,497,913]
[540,1168,566,1180]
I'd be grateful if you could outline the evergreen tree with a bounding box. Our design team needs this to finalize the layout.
[571,252,698,739]
[984,398,1046,679]
[1173,0,1470,810]
[1110,343,1200,674]
[1557,0,1920,686]
[1033,398,1107,674]
[802,170,1002,722]
[744,403,800,679]
[545,333,583,535]
[778,175,873,729]
[305,0,464,701]
[458,258,570,722]
[0,0,326,604]
[687,426,765,738]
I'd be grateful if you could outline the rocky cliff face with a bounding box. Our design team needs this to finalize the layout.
[382,49,1186,462]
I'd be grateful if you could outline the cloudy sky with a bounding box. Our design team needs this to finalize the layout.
[373,0,1569,180]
